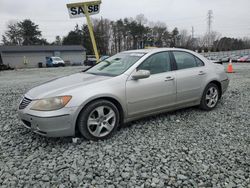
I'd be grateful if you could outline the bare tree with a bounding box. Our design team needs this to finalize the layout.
[135,14,148,25]
[2,20,22,45]
[179,30,189,47]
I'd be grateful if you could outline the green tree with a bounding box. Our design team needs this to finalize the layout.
[52,36,62,45]
[214,37,246,51]
[63,24,94,54]
[150,22,170,47]
[2,20,47,45]
[18,19,43,45]
[170,27,179,47]
[82,24,94,54]
[2,35,9,45]
[62,25,83,45]
[2,22,22,45]
[127,21,147,49]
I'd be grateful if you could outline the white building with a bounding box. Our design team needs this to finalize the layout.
[0,45,86,68]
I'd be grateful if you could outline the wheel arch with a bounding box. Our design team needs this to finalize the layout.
[208,80,222,99]
[74,96,125,135]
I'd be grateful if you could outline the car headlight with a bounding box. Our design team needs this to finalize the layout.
[31,96,72,111]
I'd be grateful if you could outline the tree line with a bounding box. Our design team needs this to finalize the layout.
[2,15,250,55]
[2,19,48,45]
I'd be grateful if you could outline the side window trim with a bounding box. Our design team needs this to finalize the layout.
[169,51,177,71]
[194,56,205,67]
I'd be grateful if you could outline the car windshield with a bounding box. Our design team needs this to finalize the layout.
[52,57,62,61]
[86,52,146,76]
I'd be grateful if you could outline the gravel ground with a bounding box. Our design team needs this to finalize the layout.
[0,64,249,188]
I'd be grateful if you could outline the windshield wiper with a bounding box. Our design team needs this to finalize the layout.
[81,67,92,72]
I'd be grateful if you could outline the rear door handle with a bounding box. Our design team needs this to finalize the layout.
[198,71,206,75]
[165,76,175,81]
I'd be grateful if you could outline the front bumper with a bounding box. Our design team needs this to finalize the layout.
[18,106,79,137]
[221,78,229,94]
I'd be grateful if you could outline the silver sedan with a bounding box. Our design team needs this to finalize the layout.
[18,48,229,140]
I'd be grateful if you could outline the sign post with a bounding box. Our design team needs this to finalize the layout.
[66,0,101,61]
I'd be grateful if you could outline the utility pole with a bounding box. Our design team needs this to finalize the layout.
[207,10,213,35]
[207,10,213,47]
[191,26,195,50]
[191,26,194,39]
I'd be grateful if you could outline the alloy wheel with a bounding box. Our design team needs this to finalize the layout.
[205,87,219,108]
[87,106,116,138]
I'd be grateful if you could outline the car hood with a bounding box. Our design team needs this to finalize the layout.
[26,73,111,99]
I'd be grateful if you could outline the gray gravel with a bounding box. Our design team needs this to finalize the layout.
[0,64,250,187]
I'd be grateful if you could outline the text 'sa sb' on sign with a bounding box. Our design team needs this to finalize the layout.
[67,1,101,19]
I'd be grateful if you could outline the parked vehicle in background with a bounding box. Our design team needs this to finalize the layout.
[238,55,250,62]
[230,55,241,62]
[99,55,110,62]
[18,48,229,140]
[84,55,97,66]
[207,56,214,60]
[220,56,230,62]
[84,55,110,66]
[46,57,65,67]
[0,63,14,71]
[211,60,223,65]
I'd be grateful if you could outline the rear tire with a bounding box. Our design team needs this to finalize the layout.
[200,83,220,111]
[77,100,120,141]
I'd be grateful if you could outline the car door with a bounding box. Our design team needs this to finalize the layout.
[171,51,207,103]
[126,51,176,117]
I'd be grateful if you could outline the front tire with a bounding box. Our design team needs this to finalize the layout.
[200,83,220,111]
[77,100,120,140]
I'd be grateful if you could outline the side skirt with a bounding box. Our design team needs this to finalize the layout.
[124,100,200,123]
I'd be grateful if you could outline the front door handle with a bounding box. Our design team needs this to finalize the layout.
[198,71,206,75]
[165,76,175,81]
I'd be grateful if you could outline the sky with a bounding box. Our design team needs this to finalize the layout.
[0,0,250,43]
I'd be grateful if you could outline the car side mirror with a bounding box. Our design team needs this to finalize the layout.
[132,70,150,80]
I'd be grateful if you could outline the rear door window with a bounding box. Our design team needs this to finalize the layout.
[173,51,198,70]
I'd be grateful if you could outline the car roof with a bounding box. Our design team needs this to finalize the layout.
[122,48,195,54]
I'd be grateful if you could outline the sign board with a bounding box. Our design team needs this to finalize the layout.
[67,1,101,18]
[66,0,101,61]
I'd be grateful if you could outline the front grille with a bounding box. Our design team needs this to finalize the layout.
[19,97,32,110]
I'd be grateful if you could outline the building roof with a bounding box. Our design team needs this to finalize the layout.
[0,45,85,53]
